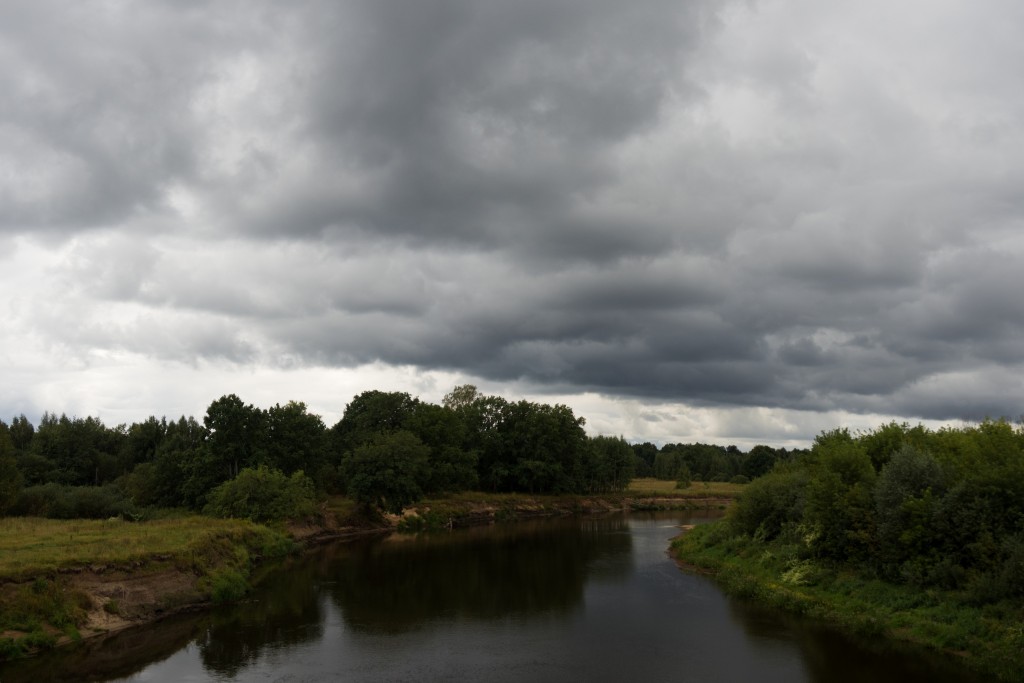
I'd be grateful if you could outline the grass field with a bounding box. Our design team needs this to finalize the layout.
[0,516,260,580]
[627,478,745,498]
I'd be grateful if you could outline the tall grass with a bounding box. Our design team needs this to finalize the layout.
[0,516,258,579]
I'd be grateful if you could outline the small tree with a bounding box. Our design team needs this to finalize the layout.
[675,465,692,490]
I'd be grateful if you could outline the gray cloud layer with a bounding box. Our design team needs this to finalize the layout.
[3,0,1024,424]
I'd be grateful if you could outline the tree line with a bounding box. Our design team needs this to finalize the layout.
[0,385,793,520]
[631,441,803,484]
[727,420,1024,604]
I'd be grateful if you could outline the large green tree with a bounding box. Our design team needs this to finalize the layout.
[341,431,430,514]
[266,401,328,475]
[475,398,587,494]
[332,390,420,454]
[121,416,167,470]
[30,413,124,486]
[203,394,268,480]
[8,415,34,453]
[742,445,779,479]
[406,402,477,493]
[583,436,635,492]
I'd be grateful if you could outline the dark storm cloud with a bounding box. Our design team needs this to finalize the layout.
[3,0,1024,428]
[239,0,714,261]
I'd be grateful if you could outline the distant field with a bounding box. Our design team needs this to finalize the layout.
[0,516,257,579]
[627,478,745,498]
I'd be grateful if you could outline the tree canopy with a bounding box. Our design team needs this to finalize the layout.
[726,420,1024,604]
[0,385,793,519]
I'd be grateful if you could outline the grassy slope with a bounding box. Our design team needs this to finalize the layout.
[0,516,297,659]
[0,516,267,579]
[673,522,1024,683]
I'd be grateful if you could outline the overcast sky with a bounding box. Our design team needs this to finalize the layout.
[2,0,1022,448]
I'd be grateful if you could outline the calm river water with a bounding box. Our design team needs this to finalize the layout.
[0,512,983,682]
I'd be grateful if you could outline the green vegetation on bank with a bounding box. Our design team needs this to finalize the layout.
[0,381,780,662]
[627,478,746,498]
[673,419,1024,682]
[0,515,296,659]
[0,385,788,521]
[0,516,273,578]
[396,481,744,532]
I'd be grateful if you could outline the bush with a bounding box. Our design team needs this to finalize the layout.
[729,466,808,540]
[208,568,249,604]
[675,465,692,489]
[9,483,139,520]
[730,475,750,485]
[203,466,318,522]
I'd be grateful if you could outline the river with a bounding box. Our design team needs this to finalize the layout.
[0,512,984,682]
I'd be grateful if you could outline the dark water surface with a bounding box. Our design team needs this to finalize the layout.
[1,512,984,682]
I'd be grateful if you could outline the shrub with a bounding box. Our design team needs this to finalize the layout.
[9,483,138,520]
[203,467,318,522]
[730,475,750,485]
[208,568,249,604]
[729,465,808,540]
[675,465,692,489]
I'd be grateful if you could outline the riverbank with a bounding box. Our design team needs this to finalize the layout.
[672,521,1024,683]
[0,516,302,660]
[0,501,399,660]
[397,492,731,531]
[0,482,739,661]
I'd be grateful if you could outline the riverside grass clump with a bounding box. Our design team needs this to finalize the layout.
[0,577,91,657]
[672,419,1024,682]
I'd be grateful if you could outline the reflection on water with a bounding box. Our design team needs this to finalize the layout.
[0,511,985,683]
[197,556,326,678]
[327,516,632,633]
[729,602,985,683]
[0,611,205,683]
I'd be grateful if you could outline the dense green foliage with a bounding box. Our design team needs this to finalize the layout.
[0,422,21,514]
[674,522,1024,682]
[677,419,1024,680]
[341,431,430,514]
[0,384,788,519]
[725,420,1024,602]
[203,467,318,522]
[9,483,139,520]
[633,440,800,482]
